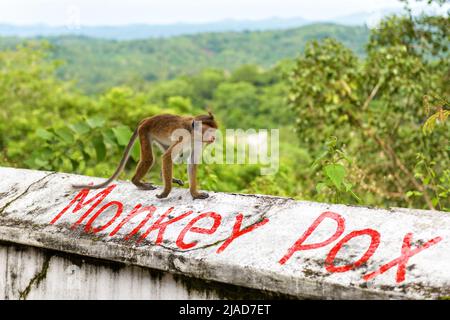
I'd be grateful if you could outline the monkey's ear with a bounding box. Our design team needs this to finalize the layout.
[208,111,214,119]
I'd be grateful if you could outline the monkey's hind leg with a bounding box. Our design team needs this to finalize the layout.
[156,139,183,198]
[132,129,157,190]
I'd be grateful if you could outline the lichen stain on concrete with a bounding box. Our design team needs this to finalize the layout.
[18,254,52,300]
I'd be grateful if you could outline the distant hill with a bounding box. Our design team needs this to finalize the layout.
[1,6,435,41]
[0,9,402,40]
[0,17,311,40]
[324,7,403,26]
[0,23,370,93]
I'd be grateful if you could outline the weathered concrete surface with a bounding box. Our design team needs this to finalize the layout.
[0,166,449,299]
[0,241,286,300]
[1,241,209,300]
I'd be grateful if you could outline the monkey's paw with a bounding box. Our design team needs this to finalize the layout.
[172,178,184,186]
[192,192,209,200]
[156,192,169,199]
[138,183,157,190]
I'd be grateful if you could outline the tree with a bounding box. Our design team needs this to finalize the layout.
[288,1,449,210]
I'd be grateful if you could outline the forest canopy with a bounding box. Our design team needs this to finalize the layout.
[0,0,448,211]
[0,23,370,94]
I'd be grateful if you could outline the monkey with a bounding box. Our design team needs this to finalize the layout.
[72,112,218,200]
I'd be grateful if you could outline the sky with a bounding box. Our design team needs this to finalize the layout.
[0,0,410,26]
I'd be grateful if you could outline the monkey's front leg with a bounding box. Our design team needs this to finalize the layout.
[188,163,209,200]
[159,170,184,186]
[156,152,174,198]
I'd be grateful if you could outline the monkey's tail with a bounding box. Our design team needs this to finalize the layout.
[72,127,139,189]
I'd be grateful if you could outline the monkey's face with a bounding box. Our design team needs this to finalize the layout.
[202,126,217,144]
[192,113,218,144]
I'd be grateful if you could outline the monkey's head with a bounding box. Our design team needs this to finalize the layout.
[193,112,218,144]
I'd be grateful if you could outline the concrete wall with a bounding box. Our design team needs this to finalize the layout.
[1,241,209,300]
[0,241,285,300]
[0,167,449,300]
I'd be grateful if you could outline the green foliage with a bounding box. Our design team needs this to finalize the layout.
[288,2,449,210]
[422,94,450,135]
[288,38,360,153]
[0,40,295,195]
[311,137,361,204]
[409,153,449,211]
[0,0,448,211]
[408,93,450,211]
[0,24,370,94]
[23,115,139,177]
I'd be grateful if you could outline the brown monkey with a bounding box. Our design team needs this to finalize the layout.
[72,113,218,199]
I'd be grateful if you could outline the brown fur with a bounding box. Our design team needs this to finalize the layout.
[72,113,218,200]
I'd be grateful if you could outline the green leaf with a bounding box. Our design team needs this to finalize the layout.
[24,158,36,168]
[36,128,53,141]
[112,126,133,146]
[55,127,74,144]
[432,197,439,207]
[34,158,49,167]
[316,182,328,193]
[69,122,91,135]
[86,116,105,129]
[406,191,423,198]
[92,135,106,162]
[102,129,117,146]
[77,141,90,162]
[131,140,140,162]
[324,164,346,189]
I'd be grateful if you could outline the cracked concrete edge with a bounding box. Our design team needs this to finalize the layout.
[0,168,442,218]
[0,171,56,215]
[0,167,445,216]
[0,224,410,300]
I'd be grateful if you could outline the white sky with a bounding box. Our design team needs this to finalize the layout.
[0,0,408,26]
